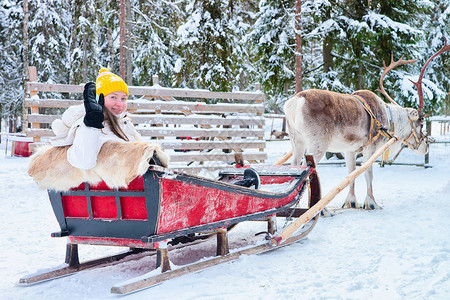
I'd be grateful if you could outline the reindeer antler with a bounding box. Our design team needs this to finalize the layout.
[409,37,450,116]
[377,53,417,106]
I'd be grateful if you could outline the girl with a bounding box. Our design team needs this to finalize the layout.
[51,68,141,169]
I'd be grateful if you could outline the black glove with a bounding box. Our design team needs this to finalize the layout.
[83,82,104,129]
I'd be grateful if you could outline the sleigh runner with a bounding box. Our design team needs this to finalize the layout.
[20,156,321,294]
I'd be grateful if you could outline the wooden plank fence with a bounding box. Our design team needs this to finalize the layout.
[24,67,266,174]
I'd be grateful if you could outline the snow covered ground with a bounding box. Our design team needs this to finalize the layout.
[0,123,449,300]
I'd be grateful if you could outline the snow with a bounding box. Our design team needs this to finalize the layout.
[174,58,183,73]
[364,12,422,36]
[402,76,446,102]
[1,122,449,299]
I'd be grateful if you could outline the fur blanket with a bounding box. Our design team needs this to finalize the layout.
[28,141,169,191]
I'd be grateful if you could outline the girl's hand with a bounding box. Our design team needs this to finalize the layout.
[83,82,104,129]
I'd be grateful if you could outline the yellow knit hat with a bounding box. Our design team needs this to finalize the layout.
[95,68,129,98]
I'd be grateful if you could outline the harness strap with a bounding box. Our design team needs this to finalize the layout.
[381,106,397,160]
[402,118,422,150]
[352,94,393,152]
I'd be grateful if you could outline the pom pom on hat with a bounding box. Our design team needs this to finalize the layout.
[96,68,129,98]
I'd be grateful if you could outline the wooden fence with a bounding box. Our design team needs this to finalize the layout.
[24,67,266,174]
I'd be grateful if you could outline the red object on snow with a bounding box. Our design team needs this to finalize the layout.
[13,141,32,157]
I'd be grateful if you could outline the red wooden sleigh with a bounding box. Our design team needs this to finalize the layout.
[20,158,321,294]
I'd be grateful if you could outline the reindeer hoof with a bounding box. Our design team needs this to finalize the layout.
[363,204,383,210]
[320,207,334,217]
[363,197,381,210]
[341,200,360,209]
[363,204,377,210]
[342,194,360,209]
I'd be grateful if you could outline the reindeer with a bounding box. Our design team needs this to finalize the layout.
[284,40,449,210]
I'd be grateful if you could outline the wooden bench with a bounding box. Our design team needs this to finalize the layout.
[24,67,267,173]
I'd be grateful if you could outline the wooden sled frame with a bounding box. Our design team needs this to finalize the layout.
[20,157,321,293]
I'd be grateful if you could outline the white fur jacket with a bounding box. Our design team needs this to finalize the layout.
[29,105,170,191]
[50,105,142,169]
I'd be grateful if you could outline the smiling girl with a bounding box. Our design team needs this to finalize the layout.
[50,68,141,169]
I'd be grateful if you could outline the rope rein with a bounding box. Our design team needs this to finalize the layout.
[402,118,426,151]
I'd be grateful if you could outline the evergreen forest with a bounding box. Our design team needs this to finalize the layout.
[0,0,449,132]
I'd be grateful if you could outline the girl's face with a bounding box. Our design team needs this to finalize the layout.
[104,91,127,115]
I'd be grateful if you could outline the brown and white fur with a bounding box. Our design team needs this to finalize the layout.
[284,89,428,210]
[28,141,170,191]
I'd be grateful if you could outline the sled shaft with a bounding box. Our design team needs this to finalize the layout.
[271,137,398,246]
[273,151,293,166]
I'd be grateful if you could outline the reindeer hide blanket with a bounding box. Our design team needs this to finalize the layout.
[28,141,170,191]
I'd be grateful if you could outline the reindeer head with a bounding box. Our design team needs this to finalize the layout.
[377,38,450,155]
[403,107,428,155]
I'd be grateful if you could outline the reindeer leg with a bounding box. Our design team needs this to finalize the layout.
[342,151,360,208]
[363,164,381,210]
[306,149,333,217]
[320,207,333,217]
[290,135,306,166]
